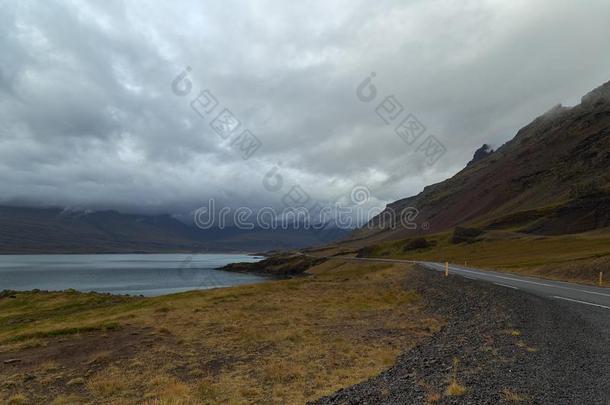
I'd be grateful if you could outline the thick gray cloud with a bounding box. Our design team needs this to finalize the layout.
[1,0,610,217]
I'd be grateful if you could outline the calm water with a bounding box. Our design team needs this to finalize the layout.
[0,253,265,296]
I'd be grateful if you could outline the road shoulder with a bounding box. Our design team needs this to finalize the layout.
[313,264,610,404]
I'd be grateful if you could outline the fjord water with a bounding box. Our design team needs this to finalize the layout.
[0,253,265,296]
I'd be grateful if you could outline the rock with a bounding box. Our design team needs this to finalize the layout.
[218,254,325,277]
[581,80,610,106]
[67,377,85,386]
[451,226,484,244]
[467,144,494,166]
[403,237,435,251]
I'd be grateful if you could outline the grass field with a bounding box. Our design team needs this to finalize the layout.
[352,230,610,286]
[0,261,441,404]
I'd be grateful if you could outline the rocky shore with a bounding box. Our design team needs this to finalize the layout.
[218,253,326,277]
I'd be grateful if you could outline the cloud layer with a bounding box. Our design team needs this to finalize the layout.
[2,0,610,217]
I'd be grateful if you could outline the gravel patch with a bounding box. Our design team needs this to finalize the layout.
[312,265,610,404]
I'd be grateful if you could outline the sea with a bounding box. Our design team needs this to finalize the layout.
[0,253,265,296]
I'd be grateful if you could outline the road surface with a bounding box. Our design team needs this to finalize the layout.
[314,256,610,404]
[328,256,610,311]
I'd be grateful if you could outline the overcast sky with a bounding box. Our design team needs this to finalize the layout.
[2,0,610,218]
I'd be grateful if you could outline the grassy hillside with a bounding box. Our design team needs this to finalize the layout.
[339,229,610,286]
[334,82,610,286]
[351,81,610,243]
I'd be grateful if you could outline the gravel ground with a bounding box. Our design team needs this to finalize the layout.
[312,265,610,404]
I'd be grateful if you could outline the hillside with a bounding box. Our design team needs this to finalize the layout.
[0,206,347,254]
[351,80,610,243]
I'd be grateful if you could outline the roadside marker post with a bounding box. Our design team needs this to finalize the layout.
[600,272,604,287]
[445,262,449,277]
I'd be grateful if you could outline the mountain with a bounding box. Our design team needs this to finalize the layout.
[6,81,609,254]
[0,206,348,254]
[351,81,610,243]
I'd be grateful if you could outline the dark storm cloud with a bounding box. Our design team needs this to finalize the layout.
[1,0,610,216]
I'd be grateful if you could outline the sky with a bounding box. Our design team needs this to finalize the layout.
[2,0,610,220]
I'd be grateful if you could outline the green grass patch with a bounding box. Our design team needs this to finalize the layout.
[359,230,610,285]
[8,322,120,342]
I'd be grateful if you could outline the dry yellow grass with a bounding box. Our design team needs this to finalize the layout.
[49,394,87,405]
[0,260,441,404]
[347,230,610,286]
[445,381,466,396]
[445,358,466,397]
[86,366,133,398]
[5,394,28,405]
[501,388,527,402]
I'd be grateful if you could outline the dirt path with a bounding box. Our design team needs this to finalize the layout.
[312,265,610,404]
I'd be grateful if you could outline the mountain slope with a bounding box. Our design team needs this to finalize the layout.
[351,81,610,242]
[0,206,204,253]
[0,206,347,253]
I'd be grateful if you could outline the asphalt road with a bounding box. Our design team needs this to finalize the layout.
[332,257,610,311]
[313,259,610,404]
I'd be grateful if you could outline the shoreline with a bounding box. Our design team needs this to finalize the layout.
[216,253,325,278]
[0,253,269,297]
[0,250,263,256]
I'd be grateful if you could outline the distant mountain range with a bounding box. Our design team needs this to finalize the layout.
[5,81,609,254]
[351,80,610,243]
[0,206,348,254]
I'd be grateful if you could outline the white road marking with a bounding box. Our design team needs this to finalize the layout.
[328,257,610,300]
[552,296,610,310]
[431,263,610,299]
[493,282,519,290]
